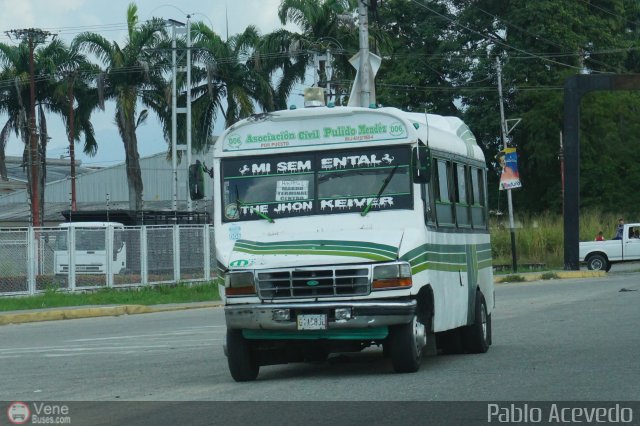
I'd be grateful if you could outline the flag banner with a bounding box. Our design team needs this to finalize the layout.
[499,147,522,190]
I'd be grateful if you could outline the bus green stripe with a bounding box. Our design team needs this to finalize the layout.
[234,247,393,261]
[234,242,396,258]
[235,239,398,257]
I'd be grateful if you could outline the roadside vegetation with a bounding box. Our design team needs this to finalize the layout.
[491,210,620,270]
[0,282,220,312]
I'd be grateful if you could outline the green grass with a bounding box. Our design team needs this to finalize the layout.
[540,272,560,280]
[500,274,526,283]
[490,210,620,269]
[0,282,220,312]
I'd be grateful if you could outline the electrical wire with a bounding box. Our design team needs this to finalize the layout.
[409,0,605,74]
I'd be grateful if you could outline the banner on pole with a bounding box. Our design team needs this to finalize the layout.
[498,148,522,190]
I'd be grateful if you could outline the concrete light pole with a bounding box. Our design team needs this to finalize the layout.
[167,19,185,212]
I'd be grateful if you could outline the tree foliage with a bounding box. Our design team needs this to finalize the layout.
[375,0,640,215]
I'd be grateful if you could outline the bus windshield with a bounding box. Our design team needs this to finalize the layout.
[221,146,412,222]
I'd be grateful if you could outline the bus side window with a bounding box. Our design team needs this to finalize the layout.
[454,163,471,228]
[471,168,487,228]
[434,159,454,226]
[423,181,436,227]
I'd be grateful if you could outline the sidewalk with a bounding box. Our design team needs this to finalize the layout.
[0,270,606,326]
[493,270,606,283]
[0,301,222,326]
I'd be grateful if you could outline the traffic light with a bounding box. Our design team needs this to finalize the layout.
[189,161,205,200]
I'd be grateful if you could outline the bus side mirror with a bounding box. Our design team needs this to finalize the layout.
[412,146,431,183]
[189,162,205,200]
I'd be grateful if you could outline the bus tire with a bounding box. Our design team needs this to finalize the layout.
[226,329,259,382]
[389,315,427,373]
[463,292,490,354]
[586,254,607,271]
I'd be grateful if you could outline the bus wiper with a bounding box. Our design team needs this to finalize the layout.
[235,186,275,223]
[361,165,399,217]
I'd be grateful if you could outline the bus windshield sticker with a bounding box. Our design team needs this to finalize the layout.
[276,180,309,201]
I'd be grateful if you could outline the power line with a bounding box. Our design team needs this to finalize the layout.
[409,0,604,74]
[475,6,620,73]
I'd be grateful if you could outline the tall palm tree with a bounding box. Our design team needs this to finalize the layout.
[187,22,275,149]
[34,39,101,220]
[0,38,98,222]
[72,3,168,210]
[259,0,360,106]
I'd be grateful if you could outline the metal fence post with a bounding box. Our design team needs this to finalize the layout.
[105,225,114,287]
[27,227,36,295]
[69,226,76,291]
[203,224,211,281]
[141,226,148,285]
[173,225,181,283]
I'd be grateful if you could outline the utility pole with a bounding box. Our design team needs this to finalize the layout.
[496,57,518,273]
[357,0,371,108]
[186,15,193,212]
[559,131,565,214]
[167,19,185,212]
[67,73,76,211]
[6,28,55,227]
[166,18,191,212]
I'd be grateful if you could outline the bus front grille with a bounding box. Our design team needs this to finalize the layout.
[256,266,370,299]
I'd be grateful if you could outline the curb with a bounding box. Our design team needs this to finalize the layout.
[0,302,222,326]
[494,270,607,283]
[0,271,607,325]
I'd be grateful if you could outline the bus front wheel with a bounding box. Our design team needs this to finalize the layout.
[389,315,427,373]
[226,329,259,382]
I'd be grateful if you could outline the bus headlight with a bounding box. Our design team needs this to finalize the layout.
[372,263,412,290]
[225,272,256,296]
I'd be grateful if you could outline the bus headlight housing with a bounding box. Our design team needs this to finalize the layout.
[372,262,412,290]
[225,272,256,296]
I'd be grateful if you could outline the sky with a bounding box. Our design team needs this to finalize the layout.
[0,0,304,167]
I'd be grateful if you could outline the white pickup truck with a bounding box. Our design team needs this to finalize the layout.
[580,223,640,271]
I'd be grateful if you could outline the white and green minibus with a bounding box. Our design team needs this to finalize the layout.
[213,100,493,381]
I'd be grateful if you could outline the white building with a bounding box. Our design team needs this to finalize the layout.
[0,148,214,226]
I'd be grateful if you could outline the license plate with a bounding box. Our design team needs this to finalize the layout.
[297,314,327,330]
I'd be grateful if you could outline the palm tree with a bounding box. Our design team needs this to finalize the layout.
[187,22,275,149]
[260,0,360,106]
[72,3,168,210]
[0,38,99,222]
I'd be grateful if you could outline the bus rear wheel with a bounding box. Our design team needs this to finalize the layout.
[389,315,427,373]
[463,292,491,354]
[226,329,259,382]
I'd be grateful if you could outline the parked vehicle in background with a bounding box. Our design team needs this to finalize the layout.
[579,223,640,271]
[54,222,126,275]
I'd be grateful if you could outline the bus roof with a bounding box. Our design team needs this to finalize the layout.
[214,106,485,162]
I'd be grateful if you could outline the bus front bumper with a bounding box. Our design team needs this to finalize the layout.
[224,299,417,331]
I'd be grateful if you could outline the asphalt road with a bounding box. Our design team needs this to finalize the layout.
[0,272,640,425]
[1,272,639,405]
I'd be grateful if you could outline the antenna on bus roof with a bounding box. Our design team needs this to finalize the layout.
[424,109,431,149]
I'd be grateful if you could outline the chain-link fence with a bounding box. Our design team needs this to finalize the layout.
[0,229,29,294]
[0,224,214,295]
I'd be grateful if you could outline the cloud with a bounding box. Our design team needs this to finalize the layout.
[0,0,300,165]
